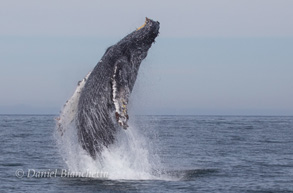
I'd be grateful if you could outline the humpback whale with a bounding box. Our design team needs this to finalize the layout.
[59,18,160,159]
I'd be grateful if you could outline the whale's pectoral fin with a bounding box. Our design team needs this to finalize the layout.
[112,58,131,129]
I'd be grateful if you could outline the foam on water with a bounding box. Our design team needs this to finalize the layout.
[55,75,167,180]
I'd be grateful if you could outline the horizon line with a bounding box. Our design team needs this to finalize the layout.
[0,113,292,117]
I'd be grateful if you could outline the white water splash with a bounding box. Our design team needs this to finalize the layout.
[55,73,165,180]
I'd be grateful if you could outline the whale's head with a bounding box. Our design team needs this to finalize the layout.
[110,18,159,87]
[115,18,160,62]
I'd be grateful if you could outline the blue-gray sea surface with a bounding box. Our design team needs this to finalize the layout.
[0,115,293,193]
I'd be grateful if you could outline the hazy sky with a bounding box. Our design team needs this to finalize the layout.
[1,0,293,115]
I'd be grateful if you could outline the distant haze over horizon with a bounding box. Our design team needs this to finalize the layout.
[1,1,293,116]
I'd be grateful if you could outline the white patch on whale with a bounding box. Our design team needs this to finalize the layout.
[112,64,120,115]
[57,71,91,135]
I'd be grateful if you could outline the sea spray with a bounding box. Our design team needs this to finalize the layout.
[55,118,163,179]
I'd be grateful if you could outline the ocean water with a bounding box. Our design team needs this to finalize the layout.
[0,115,293,192]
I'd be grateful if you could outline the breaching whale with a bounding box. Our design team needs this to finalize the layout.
[58,18,160,159]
